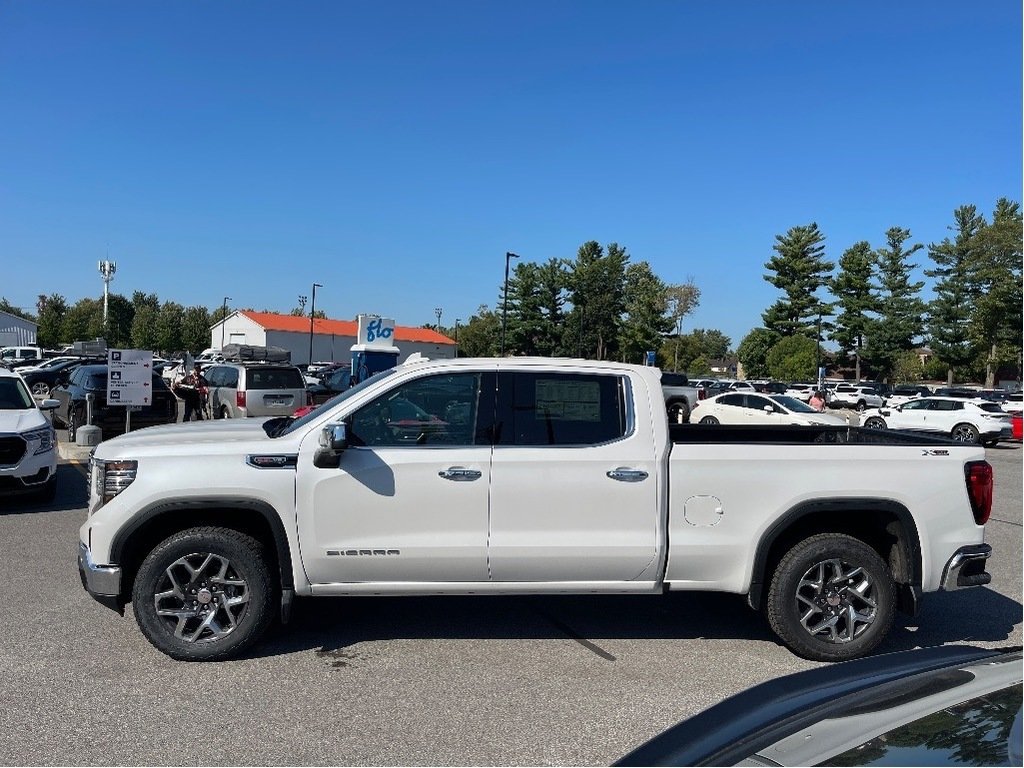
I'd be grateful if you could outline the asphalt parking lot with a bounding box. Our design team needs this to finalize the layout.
[0,428,1020,766]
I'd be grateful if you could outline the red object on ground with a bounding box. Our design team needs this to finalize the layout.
[1011,413,1022,440]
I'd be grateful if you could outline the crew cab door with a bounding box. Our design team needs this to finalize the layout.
[295,369,496,585]
[487,369,659,582]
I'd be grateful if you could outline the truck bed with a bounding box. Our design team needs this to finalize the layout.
[668,423,958,446]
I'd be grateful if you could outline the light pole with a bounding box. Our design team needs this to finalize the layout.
[98,260,116,331]
[578,303,585,358]
[220,296,232,350]
[454,318,460,358]
[815,312,823,386]
[501,251,519,355]
[434,307,443,331]
[309,283,322,366]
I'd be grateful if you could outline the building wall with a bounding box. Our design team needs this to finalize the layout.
[0,312,38,347]
[209,314,267,350]
[266,330,454,365]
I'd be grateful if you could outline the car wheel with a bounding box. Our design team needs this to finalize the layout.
[220,406,231,419]
[699,415,720,425]
[667,400,690,425]
[767,533,895,662]
[30,381,51,397]
[132,527,275,661]
[951,423,980,444]
[856,400,867,412]
[864,417,886,430]
[67,405,81,441]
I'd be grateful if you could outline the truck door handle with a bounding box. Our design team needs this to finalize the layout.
[438,467,482,481]
[607,468,649,482]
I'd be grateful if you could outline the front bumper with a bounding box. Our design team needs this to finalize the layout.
[77,541,124,613]
[940,544,992,591]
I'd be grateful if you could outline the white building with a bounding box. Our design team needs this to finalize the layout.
[0,310,38,348]
[210,310,456,365]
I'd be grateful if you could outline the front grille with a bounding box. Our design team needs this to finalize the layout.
[0,436,27,467]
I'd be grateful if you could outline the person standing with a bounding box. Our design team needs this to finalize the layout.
[809,390,826,412]
[174,362,208,421]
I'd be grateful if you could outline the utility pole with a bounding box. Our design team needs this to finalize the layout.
[308,283,322,366]
[501,251,519,355]
[454,318,460,358]
[220,296,231,350]
[434,306,443,331]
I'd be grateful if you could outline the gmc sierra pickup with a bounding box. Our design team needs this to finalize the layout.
[79,358,995,662]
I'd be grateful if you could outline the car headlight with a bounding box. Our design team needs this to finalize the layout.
[91,458,138,509]
[23,425,55,455]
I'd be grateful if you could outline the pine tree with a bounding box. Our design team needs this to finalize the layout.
[829,241,877,381]
[926,206,986,384]
[564,241,628,360]
[762,223,833,338]
[870,227,927,381]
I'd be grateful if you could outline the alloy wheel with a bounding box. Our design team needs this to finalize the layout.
[794,558,877,644]
[153,552,250,644]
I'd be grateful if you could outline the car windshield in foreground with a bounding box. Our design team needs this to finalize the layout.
[0,378,34,409]
[274,368,398,438]
[770,395,817,413]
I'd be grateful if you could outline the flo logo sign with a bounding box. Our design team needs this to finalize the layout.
[357,314,397,348]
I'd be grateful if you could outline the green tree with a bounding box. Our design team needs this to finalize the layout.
[62,298,103,344]
[892,350,925,384]
[762,223,833,338]
[506,258,568,356]
[688,355,712,376]
[154,301,186,354]
[619,261,673,364]
[131,304,160,350]
[36,294,68,348]
[689,328,731,360]
[0,298,34,321]
[926,206,986,384]
[665,279,701,370]
[181,305,213,353]
[766,334,818,381]
[564,241,628,359]
[970,198,1022,385]
[105,293,135,347]
[736,328,780,379]
[457,305,500,357]
[870,227,926,381]
[829,241,877,381]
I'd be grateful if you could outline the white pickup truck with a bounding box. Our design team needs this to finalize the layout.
[79,358,995,663]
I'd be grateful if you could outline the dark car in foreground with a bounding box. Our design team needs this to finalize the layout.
[51,364,178,439]
[615,645,1021,767]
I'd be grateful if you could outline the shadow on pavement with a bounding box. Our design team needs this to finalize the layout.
[1,464,88,516]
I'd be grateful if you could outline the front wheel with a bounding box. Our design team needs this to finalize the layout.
[766,533,895,662]
[132,527,275,661]
[951,423,980,444]
[856,400,867,412]
[863,417,887,430]
[699,415,720,425]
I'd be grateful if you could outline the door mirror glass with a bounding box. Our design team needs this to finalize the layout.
[39,398,60,411]
[763,405,774,414]
[320,423,348,451]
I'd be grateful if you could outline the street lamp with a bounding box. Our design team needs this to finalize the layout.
[434,307,443,331]
[454,318,460,358]
[815,312,823,386]
[501,251,519,355]
[309,283,322,366]
[220,296,232,350]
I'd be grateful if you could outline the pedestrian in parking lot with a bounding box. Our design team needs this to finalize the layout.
[809,390,826,412]
[174,362,208,421]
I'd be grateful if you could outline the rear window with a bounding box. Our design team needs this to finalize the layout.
[246,367,305,390]
[977,402,1005,413]
[499,372,627,446]
[662,373,689,387]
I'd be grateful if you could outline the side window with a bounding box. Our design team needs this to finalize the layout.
[350,372,485,448]
[205,367,223,387]
[719,393,744,407]
[931,400,960,411]
[225,368,239,388]
[903,399,929,410]
[744,395,773,411]
[68,368,84,387]
[498,372,626,446]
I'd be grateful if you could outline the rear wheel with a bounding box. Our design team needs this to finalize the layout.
[667,400,690,425]
[220,406,231,419]
[951,423,980,443]
[30,381,51,397]
[863,417,886,430]
[767,533,895,662]
[856,400,867,412]
[699,415,720,425]
[132,527,275,661]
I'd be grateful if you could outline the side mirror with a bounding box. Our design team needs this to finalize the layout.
[313,423,348,468]
[39,399,60,411]
[763,405,774,414]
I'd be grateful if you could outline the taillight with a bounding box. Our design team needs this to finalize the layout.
[965,461,993,525]
[236,390,246,409]
[698,388,706,400]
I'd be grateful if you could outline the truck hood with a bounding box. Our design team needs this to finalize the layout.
[94,418,280,458]
[0,408,49,434]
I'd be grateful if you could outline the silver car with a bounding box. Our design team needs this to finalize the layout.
[205,363,309,419]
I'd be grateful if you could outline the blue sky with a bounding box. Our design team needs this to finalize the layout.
[2,1,1020,350]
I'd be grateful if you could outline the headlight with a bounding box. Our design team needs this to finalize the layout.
[91,459,138,509]
[23,425,55,455]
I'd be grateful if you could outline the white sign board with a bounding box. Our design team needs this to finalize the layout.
[356,314,396,348]
[107,349,154,407]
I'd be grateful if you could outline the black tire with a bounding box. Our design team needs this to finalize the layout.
[132,527,275,661]
[667,400,690,425]
[699,415,720,425]
[951,423,980,444]
[67,405,81,441]
[856,400,867,412]
[766,533,895,662]
[220,406,231,420]
[864,417,887,430]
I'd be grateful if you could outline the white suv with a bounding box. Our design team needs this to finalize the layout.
[862,396,1013,445]
[0,368,59,500]
[827,384,884,411]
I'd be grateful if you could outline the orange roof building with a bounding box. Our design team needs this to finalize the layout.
[210,310,455,366]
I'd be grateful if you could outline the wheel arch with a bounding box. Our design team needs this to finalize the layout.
[110,497,295,603]
[747,498,922,616]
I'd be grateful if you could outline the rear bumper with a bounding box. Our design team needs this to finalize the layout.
[78,541,124,613]
[940,544,992,591]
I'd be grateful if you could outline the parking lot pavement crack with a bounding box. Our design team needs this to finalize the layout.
[539,612,617,662]
[988,517,1023,528]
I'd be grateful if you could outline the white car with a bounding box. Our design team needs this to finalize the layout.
[1002,392,1023,414]
[827,384,885,411]
[885,385,933,408]
[784,383,816,402]
[862,397,1013,445]
[692,392,847,426]
[0,368,59,500]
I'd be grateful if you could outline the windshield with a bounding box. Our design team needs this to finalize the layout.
[770,395,817,413]
[275,368,398,438]
[0,377,34,409]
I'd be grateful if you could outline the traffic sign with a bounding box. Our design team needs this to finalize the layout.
[107,349,153,407]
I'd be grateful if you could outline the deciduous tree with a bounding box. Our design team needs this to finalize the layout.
[736,328,780,379]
